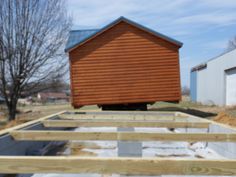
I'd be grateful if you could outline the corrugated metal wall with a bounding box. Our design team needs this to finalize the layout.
[190,71,197,101]
[69,22,181,107]
[197,68,209,103]
[191,49,236,106]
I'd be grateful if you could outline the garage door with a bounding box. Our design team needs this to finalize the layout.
[226,68,236,106]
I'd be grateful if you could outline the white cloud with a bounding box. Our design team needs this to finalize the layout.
[67,0,192,28]
[202,39,229,50]
[67,0,236,31]
[198,0,236,8]
[68,0,143,28]
[173,11,236,27]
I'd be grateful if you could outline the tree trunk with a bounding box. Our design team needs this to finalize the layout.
[8,101,17,121]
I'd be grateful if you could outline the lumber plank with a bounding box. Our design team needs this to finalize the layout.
[43,120,210,128]
[70,110,177,115]
[0,111,66,136]
[0,156,235,175]
[59,114,185,121]
[10,131,236,142]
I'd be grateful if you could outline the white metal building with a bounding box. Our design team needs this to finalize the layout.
[190,49,236,106]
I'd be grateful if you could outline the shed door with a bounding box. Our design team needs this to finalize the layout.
[226,68,236,106]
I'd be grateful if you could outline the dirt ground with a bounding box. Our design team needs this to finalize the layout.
[149,96,236,127]
[0,96,236,129]
[213,112,236,127]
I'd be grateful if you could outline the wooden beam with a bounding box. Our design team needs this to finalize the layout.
[43,120,210,128]
[0,156,235,175]
[10,131,236,142]
[0,111,66,136]
[69,110,177,115]
[59,114,185,121]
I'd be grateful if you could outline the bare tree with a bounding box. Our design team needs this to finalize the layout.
[0,0,71,120]
[23,76,70,96]
[228,36,236,51]
[182,86,190,96]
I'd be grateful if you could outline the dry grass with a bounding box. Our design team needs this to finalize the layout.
[0,103,72,130]
[70,142,115,150]
[155,154,190,157]
[0,118,29,130]
[69,142,99,156]
[70,149,97,156]
[70,142,103,150]
[0,103,100,130]
[68,142,116,156]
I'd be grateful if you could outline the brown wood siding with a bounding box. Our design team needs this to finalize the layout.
[69,22,181,107]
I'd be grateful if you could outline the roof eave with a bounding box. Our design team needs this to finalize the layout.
[120,17,183,48]
[65,17,125,53]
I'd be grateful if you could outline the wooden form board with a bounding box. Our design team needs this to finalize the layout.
[59,113,186,121]
[0,156,235,175]
[0,111,66,136]
[10,131,236,142]
[43,120,210,128]
[68,110,183,116]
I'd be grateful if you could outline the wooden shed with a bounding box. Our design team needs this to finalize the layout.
[65,17,183,109]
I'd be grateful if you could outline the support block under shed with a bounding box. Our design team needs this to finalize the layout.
[117,127,142,157]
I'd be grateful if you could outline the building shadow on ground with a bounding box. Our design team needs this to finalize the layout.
[148,107,217,118]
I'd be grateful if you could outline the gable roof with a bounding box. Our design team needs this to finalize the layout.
[65,29,99,52]
[65,16,183,52]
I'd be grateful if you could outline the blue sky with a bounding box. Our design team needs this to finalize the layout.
[67,0,236,87]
